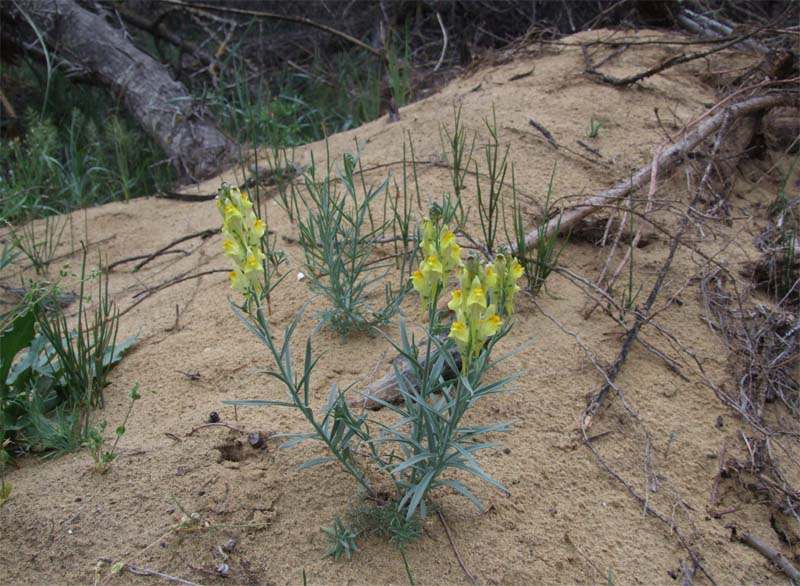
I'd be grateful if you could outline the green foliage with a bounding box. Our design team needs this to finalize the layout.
[0,246,135,455]
[508,163,567,296]
[349,500,422,549]
[296,148,406,336]
[0,439,10,506]
[587,114,607,139]
[322,516,359,561]
[224,268,519,523]
[385,28,413,109]
[0,65,174,222]
[476,106,510,254]
[440,105,475,226]
[85,383,141,474]
[11,212,65,276]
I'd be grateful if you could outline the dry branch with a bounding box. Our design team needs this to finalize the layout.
[581,107,734,431]
[517,92,796,254]
[730,526,800,583]
[347,342,461,410]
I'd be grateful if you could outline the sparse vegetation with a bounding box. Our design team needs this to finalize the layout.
[85,383,141,474]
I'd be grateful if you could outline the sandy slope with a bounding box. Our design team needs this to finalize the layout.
[2,29,797,586]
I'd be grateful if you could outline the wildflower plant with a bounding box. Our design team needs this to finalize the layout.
[295,149,406,336]
[221,185,525,567]
[217,183,286,312]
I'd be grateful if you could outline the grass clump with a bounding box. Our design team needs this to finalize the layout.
[0,245,135,455]
[296,147,406,336]
[507,163,567,296]
[587,113,607,139]
[11,212,65,276]
[475,106,510,255]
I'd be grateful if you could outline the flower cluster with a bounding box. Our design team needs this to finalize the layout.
[411,217,461,317]
[216,184,267,301]
[411,212,524,371]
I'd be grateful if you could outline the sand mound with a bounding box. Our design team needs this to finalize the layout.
[2,29,797,586]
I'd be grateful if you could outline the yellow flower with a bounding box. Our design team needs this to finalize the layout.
[478,308,502,339]
[253,218,266,238]
[412,255,444,315]
[449,321,469,354]
[222,239,240,258]
[447,289,463,312]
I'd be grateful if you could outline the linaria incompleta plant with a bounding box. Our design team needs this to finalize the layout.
[222,187,525,575]
[216,183,285,312]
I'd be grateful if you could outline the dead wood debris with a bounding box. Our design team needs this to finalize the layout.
[516,92,796,254]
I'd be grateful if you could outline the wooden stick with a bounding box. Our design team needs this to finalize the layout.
[731,526,800,582]
[133,228,217,272]
[124,564,204,586]
[581,107,734,431]
[517,92,794,254]
[437,510,478,585]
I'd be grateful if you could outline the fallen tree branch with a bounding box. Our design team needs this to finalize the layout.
[517,91,795,254]
[583,30,759,87]
[581,108,734,431]
[347,341,461,410]
[730,525,800,583]
[132,228,218,272]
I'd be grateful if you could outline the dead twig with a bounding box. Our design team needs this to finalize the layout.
[437,510,478,585]
[584,31,760,87]
[517,92,795,254]
[729,525,800,582]
[186,422,246,437]
[132,228,217,272]
[581,109,733,431]
[123,563,204,586]
[119,268,229,318]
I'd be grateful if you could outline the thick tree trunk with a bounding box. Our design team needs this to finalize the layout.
[7,0,234,180]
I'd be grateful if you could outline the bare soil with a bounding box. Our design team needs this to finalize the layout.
[2,29,798,586]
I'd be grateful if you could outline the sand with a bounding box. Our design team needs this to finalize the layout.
[2,29,797,586]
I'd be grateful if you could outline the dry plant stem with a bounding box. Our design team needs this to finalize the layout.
[119,268,228,318]
[679,559,697,586]
[731,527,800,582]
[132,228,218,272]
[124,564,203,586]
[107,249,187,272]
[582,433,717,585]
[583,30,759,87]
[185,422,246,437]
[518,92,795,254]
[583,150,660,319]
[582,109,733,431]
[437,510,478,585]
